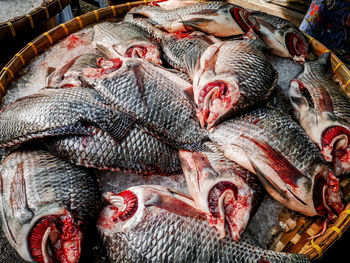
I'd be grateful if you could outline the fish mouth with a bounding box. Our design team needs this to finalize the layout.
[197,80,240,129]
[28,213,82,263]
[230,7,257,33]
[321,126,350,174]
[125,45,162,65]
[285,32,309,62]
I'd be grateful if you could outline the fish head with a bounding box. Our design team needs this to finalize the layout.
[97,186,203,235]
[116,41,162,65]
[179,149,255,241]
[1,204,82,263]
[194,67,240,129]
[256,19,309,62]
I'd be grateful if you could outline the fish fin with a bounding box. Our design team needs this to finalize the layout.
[104,113,137,142]
[182,18,213,31]
[129,62,149,110]
[241,135,303,188]
[10,162,34,224]
[47,125,91,137]
[46,55,82,86]
[246,156,289,202]
[143,186,205,218]
[183,53,200,81]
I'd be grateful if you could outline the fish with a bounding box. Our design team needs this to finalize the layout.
[289,52,350,176]
[251,11,309,62]
[179,142,263,241]
[83,57,208,151]
[92,21,162,64]
[97,185,310,263]
[128,1,258,37]
[124,13,220,73]
[0,149,100,263]
[47,52,102,88]
[44,124,181,175]
[209,107,344,222]
[190,39,278,129]
[0,87,136,148]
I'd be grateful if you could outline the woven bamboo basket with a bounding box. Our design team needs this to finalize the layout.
[0,0,70,41]
[0,0,349,261]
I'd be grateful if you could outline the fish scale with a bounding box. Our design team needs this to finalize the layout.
[0,87,135,148]
[93,58,207,151]
[101,204,309,263]
[44,125,181,174]
[210,107,322,173]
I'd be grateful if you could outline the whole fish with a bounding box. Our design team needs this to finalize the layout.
[124,14,220,73]
[83,57,208,151]
[209,107,344,222]
[0,87,136,148]
[97,185,310,263]
[191,40,278,129]
[128,1,258,37]
[179,143,263,241]
[289,52,350,175]
[47,52,102,88]
[0,149,100,263]
[44,124,181,175]
[251,11,309,62]
[92,21,162,64]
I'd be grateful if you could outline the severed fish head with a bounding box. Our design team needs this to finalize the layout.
[289,52,350,175]
[97,185,204,235]
[0,150,100,263]
[179,146,262,241]
[254,17,309,62]
[193,42,241,129]
[0,172,82,263]
[93,22,162,65]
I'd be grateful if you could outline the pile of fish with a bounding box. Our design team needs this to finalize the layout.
[0,0,349,262]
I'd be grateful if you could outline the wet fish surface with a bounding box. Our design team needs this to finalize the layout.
[85,57,208,151]
[289,52,350,175]
[251,11,309,62]
[98,185,310,263]
[44,124,181,174]
[0,87,136,148]
[0,149,100,263]
[209,107,343,221]
[93,21,162,64]
[191,39,278,129]
[128,1,258,37]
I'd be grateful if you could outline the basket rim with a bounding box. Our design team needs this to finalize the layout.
[0,0,70,40]
[0,1,350,261]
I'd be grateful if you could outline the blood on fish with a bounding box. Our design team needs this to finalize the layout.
[321,126,350,158]
[28,214,80,263]
[312,174,327,216]
[125,45,147,58]
[112,190,138,222]
[66,35,85,50]
[170,31,193,39]
[198,81,228,110]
